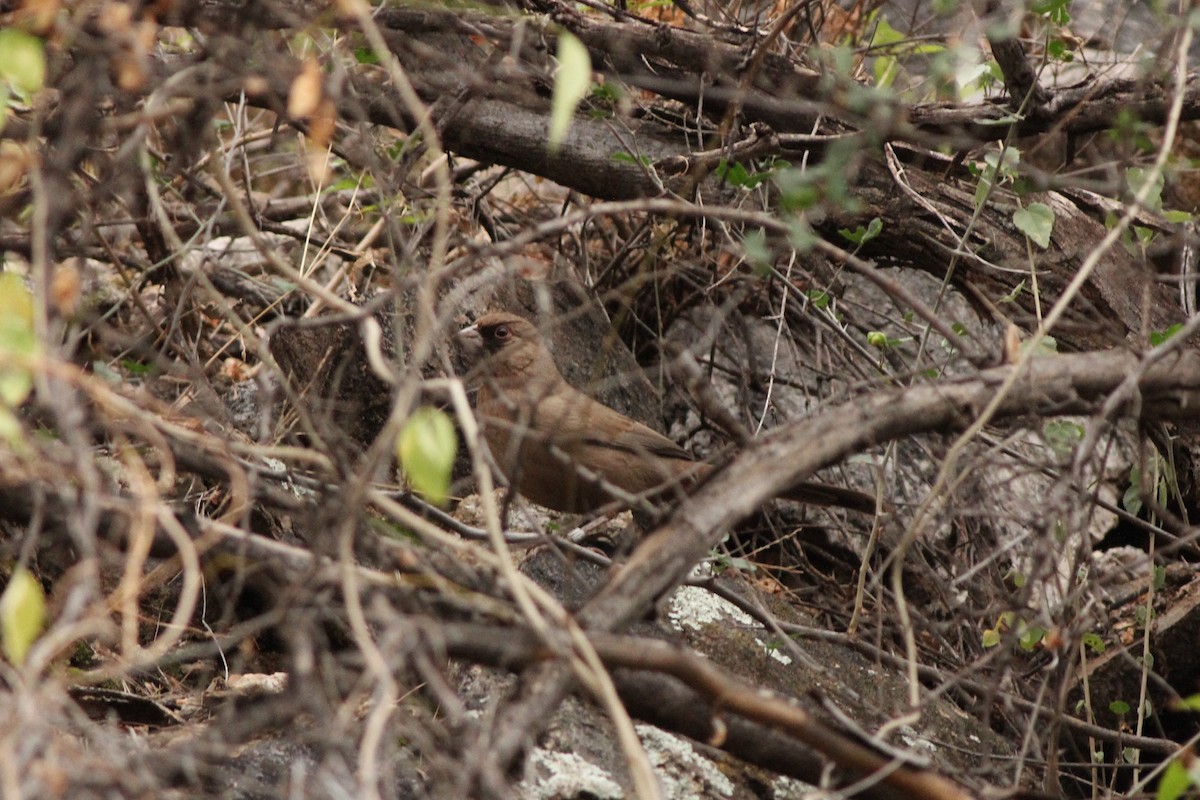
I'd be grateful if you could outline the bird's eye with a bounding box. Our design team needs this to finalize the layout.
[493,325,511,340]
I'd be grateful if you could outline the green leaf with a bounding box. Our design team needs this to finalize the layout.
[1019,334,1058,358]
[974,147,1020,208]
[591,81,620,102]
[806,289,830,310]
[353,46,380,65]
[1082,632,1105,654]
[1019,626,1045,651]
[742,229,771,275]
[396,407,458,507]
[1046,39,1074,62]
[610,151,650,166]
[1154,565,1167,591]
[0,29,46,96]
[1150,323,1183,347]
[1031,0,1071,25]
[716,159,769,190]
[1013,202,1055,248]
[873,55,899,88]
[1136,604,1154,629]
[1043,420,1084,456]
[548,32,592,154]
[1110,700,1131,716]
[1,568,46,666]
[1172,693,1200,711]
[773,167,821,212]
[1155,759,1192,800]
[1123,468,1143,515]
[1127,166,1164,212]
[786,219,816,252]
[839,217,883,245]
[981,629,1001,648]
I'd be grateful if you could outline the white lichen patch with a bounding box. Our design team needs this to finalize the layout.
[521,749,624,800]
[771,774,820,799]
[754,638,793,666]
[637,724,735,798]
[898,725,938,754]
[667,585,752,632]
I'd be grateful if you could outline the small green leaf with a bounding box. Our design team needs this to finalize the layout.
[1,568,46,666]
[548,32,592,153]
[716,159,769,190]
[353,46,380,65]
[1081,632,1105,654]
[1150,323,1183,347]
[1123,468,1143,515]
[0,29,46,96]
[866,331,889,349]
[974,147,1020,208]
[742,229,771,274]
[786,219,816,252]
[1020,334,1058,358]
[591,81,620,102]
[806,289,830,310]
[1127,166,1164,211]
[1019,626,1046,651]
[610,151,651,166]
[981,629,1001,648]
[1155,759,1192,800]
[1154,565,1167,591]
[396,407,458,506]
[1043,420,1084,456]
[1110,700,1131,716]
[1031,0,1071,25]
[839,217,883,245]
[1046,39,1073,62]
[773,167,821,212]
[1013,202,1055,248]
[718,556,756,573]
[1136,604,1154,628]
[1171,693,1200,711]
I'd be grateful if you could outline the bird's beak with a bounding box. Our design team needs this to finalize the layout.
[456,322,483,354]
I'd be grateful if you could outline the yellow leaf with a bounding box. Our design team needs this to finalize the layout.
[396,407,457,506]
[287,57,323,120]
[0,272,36,409]
[0,29,46,96]
[1,568,46,666]
[548,32,591,154]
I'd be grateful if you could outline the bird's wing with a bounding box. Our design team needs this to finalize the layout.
[536,387,692,463]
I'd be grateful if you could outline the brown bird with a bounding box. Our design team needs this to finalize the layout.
[458,312,878,515]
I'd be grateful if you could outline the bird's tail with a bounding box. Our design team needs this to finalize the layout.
[782,481,881,514]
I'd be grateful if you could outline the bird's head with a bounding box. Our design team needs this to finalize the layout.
[457,312,560,388]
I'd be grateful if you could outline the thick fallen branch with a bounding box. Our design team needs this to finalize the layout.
[582,347,1200,631]
[439,622,976,800]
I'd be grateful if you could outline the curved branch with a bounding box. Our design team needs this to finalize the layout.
[580,348,1200,631]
